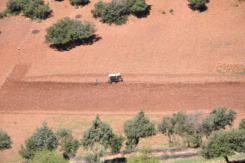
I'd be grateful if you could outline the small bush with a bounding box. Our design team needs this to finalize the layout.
[100,0,130,25]
[84,147,104,163]
[239,118,245,130]
[169,9,174,14]
[129,0,148,17]
[110,134,125,154]
[45,17,96,46]
[188,0,206,10]
[92,0,150,25]
[69,0,89,6]
[6,0,21,14]
[91,1,106,18]
[0,130,12,151]
[32,150,68,163]
[127,147,159,163]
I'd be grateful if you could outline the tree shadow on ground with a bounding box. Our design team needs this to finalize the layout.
[50,35,101,51]
[231,160,245,163]
[104,157,126,163]
[133,5,152,18]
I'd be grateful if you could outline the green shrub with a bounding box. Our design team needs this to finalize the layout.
[124,110,156,149]
[185,132,202,148]
[202,107,236,136]
[129,0,148,16]
[32,150,68,163]
[18,0,51,19]
[239,118,245,130]
[100,0,130,25]
[56,128,79,159]
[6,0,21,14]
[127,146,159,163]
[169,9,174,14]
[0,130,12,151]
[84,147,104,163]
[91,1,106,18]
[92,0,150,25]
[69,0,89,6]
[19,122,58,160]
[45,17,96,46]
[201,129,245,163]
[188,0,206,10]
[109,134,125,154]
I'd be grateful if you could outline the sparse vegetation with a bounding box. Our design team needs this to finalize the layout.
[45,17,96,47]
[84,147,104,163]
[32,150,68,163]
[127,146,160,163]
[0,130,12,151]
[124,110,156,149]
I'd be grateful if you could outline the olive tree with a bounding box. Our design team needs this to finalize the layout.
[19,122,58,160]
[124,110,156,149]
[45,17,96,47]
[158,111,202,148]
[0,130,12,151]
[202,107,236,136]
[56,129,79,159]
[91,0,149,25]
[201,129,245,163]
[18,0,52,19]
[81,115,114,150]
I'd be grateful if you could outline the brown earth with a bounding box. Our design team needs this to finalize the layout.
[1,0,245,81]
[0,0,245,162]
